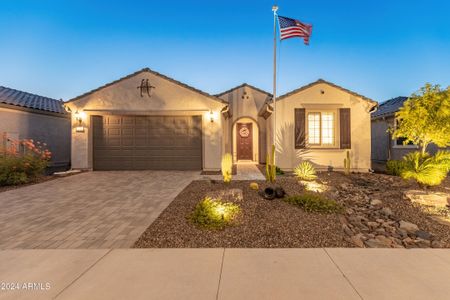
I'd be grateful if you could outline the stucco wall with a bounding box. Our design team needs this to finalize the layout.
[0,106,71,168]
[218,85,271,163]
[66,70,225,170]
[274,83,374,172]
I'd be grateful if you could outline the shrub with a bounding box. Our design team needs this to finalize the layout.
[400,151,450,186]
[284,193,342,213]
[0,139,51,186]
[294,161,317,181]
[249,182,259,190]
[191,197,240,229]
[275,166,284,175]
[221,153,233,183]
[386,160,406,176]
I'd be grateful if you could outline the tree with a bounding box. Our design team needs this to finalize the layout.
[392,83,450,154]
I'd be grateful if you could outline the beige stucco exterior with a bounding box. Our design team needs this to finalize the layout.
[273,82,376,172]
[66,69,376,172]
[218,84,271,163]
[65,69,225,171]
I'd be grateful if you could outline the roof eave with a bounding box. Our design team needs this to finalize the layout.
[66,68,227,105]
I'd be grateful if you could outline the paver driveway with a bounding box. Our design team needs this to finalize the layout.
[0,171,199,249]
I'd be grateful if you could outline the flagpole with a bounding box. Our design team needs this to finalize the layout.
[272,5,278,161]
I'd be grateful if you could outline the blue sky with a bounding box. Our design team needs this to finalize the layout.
[0,0,449,102]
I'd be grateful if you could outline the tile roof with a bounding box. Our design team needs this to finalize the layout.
[0,86,66,114]
[215,83,272,98]
[371,96,408,119]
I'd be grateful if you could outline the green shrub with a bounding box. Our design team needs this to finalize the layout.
[294,161,317,181]
[275,166,284,175]
[386,160,406,176]
[400,151,450,186]
[0,139,51,186]
[221,153,233,183]
[191,197,240,229]
[284,193,342,213]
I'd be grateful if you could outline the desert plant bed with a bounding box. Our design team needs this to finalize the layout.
[134,172,450,248]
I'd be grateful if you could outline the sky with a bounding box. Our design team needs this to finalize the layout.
[0,0,449,103]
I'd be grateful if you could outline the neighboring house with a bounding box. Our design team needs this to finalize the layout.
[0,86,71,170]
[65,68,377,172]
[371,96,448,169]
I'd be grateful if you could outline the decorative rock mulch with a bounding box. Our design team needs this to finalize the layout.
[331,174,450,248]
[134,171,450,248]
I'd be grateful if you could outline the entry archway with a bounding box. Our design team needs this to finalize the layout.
[232,117,259,162]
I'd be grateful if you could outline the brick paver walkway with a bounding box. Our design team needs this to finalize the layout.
[0,171,199,249]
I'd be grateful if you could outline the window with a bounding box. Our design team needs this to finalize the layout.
[307,112,335,146]
[394,119,416,147]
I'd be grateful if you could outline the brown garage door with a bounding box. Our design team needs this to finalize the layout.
[93,115,202,170]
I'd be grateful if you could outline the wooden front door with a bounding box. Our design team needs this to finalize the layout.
[237,123,253,160]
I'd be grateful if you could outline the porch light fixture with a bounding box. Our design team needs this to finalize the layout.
[74,110,87,133]
[209,110,217,123]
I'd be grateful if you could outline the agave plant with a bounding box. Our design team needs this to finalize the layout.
[400,151,450,186]
[294,161,317,181]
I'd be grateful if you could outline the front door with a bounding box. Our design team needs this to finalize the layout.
[237,123,253,160]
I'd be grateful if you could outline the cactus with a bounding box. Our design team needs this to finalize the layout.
[221,153,233,183]
[265,144,277,183]
[344,150,351,175]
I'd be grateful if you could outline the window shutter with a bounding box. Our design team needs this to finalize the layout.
[340,108,351,149]
[294,108,306,149]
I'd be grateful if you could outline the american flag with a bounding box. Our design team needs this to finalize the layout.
[278,15,312,45]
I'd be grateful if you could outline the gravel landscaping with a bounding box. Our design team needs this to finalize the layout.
[134,172,450,248]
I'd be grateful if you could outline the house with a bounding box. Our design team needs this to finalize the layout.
[371,96,448,170]
[65,68,377,172]
[0,86,71,171]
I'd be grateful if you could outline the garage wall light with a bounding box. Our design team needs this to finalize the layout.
[209,110,216,123]
[74,110,87,133]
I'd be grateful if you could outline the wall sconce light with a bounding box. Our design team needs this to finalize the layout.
[74,110,86,133]
[209,110,215,123]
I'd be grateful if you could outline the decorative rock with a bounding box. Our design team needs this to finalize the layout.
[342,224,353,236]
[351,234,365,248]
[345,208,355,215]
[415,230,432,240]
[370,199,383,206]
[399,220,419,233]
[415,238,431,248]
[367,221,379,228]
[206,189,243,203]
[404,190,450,208]
[431,240,444,248]
[381,207,393,217]
[365,236,391,248]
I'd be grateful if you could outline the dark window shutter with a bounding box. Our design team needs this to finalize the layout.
[340,108,351,149]
[294,108,306,149]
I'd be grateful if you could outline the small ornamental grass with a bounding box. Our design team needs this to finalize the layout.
[191,197,240,229]
[284,193,342,213]
[386,160,406,176]
[294,161,317,181]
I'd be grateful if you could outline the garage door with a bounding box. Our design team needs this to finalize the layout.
[92,115,202,170]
